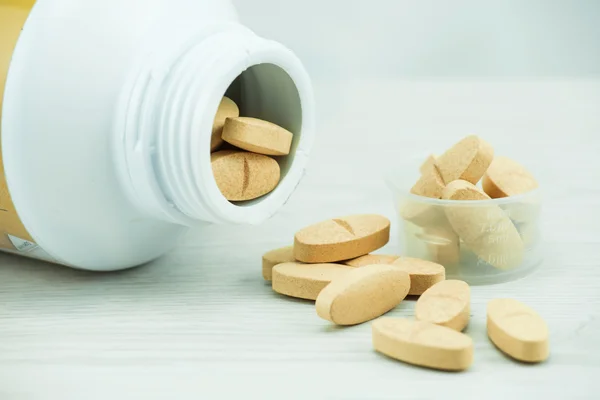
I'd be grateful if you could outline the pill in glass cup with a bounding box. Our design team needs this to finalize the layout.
[435,135,494,185]
[442,180,524,270]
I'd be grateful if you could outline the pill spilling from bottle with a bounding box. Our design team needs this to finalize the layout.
[398,135,540,276]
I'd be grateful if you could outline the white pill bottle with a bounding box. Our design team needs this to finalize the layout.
[0,0,315,270]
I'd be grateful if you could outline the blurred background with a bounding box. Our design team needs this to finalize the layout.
[233,0,600,81]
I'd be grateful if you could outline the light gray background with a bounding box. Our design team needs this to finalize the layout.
[234,0,600,80]
[1,1,599,399]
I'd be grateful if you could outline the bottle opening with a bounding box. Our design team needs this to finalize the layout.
[117,26,315,226]
[213,63,303,207]
[165,30,315,226]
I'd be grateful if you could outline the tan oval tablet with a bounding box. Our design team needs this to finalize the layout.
[442,180,492,243]
[419,225,460,267]
[262,245,296,281]
[518,222,539,247]
[410,162,445,198]
[211,150,280,201]
[442,180,524,269]
[436,135,494,184]
[443,179,490,201]
[464,232,524,270]
[271,262,354,300]
[391,257,445,295]
[211,97,239,152]
[419,154,437,174]
[221,117,293,156]
[482,156,538,198]
[487,298,549,363]
[502,200,541,224]
[415,280,470,331]
[343,253,400,267]
[399,200,445,228]
[316,264,411,325]
[294,214,390,263]
[372,317,473,371]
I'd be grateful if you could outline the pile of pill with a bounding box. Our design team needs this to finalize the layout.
[260,135,547,372]
[262,214,548,371]
[210,97,293,201]
[403,135,539,270]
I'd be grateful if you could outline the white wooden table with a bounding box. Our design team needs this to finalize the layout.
[1,80,598,399]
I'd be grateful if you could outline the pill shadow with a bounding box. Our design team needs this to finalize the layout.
[268,290,315,305]
[0,250,167,280]
[0,250,213,306]
[462,318,547,367]
[462,316,485,338]
[320,322,366,333]
[372,349,472,374]
[0,251,105,280]
[487,338,549,366]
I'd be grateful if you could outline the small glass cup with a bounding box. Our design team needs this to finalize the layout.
[386,173,542,285]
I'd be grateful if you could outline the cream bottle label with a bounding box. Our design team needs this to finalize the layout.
[0,0,51,260]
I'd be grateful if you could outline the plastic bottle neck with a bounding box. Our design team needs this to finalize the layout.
[115,23,314,227]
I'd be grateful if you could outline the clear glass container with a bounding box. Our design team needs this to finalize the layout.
[386,172,542,285]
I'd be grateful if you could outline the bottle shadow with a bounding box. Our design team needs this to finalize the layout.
[0,247,257,312]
